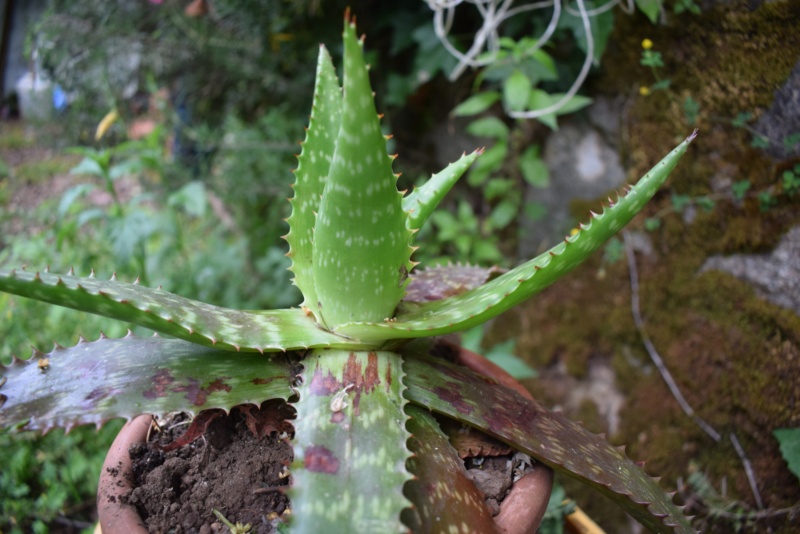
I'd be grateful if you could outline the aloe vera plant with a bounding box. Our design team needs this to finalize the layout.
[0,13,699,534]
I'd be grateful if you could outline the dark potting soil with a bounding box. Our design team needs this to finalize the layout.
[125,401,294,534]
[120,400,521,533]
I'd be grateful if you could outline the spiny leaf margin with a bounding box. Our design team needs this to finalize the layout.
[337,131,698,342]
[402,150,482,234]
[403,352,696,533]
[0,333,295,432]
[0,269,357,352]
[311,17,415,327]
[402,404,497,533]
[290,349,412,533]
[285,44,342,322]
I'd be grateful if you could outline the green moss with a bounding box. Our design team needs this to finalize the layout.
[488,3,800,526]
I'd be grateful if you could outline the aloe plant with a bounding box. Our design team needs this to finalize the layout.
[0,13,698,534]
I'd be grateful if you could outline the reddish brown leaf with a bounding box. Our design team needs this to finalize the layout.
[404,265,506,302]
[238,400,294,439]
[160,409,224,452]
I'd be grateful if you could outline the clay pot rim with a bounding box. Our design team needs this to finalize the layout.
[97,346,553,534]
[97,414,151,534]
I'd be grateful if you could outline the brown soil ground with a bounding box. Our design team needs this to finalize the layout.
[126,403,293,534]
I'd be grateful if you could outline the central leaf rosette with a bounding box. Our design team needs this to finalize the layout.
[288,20,414,329]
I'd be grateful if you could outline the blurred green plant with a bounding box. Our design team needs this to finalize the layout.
[425,0,664,124]
[31,0,347,137]
[414,112,552,265]
[673,0,701,15]
[538,481,577,534]
[0,422,123,534]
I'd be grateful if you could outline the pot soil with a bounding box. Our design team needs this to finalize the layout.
[97,346,553,534]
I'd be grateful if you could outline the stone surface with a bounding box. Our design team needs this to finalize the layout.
[701,225,800,316]
[755,60,800,160]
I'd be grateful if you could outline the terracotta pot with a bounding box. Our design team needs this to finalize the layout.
[97,346,553,534]
[447,341,554,533]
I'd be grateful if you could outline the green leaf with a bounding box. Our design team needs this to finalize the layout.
[671,193,691,212]
[402,405,497,532]
[503,69,533,113]
[473,239,503,264]
[453,92,501,117]
[527,91,592,130]
[484,340,538,379]
[696,196,715,212]
[732,112,752,128]
[782,132,800,150]
[484,177,514,200]
[731,180,751,200]
[468,140,508,186]
[290,349,411,533]
[644,217,661,231]
[635,0,663,23]
[312,20,413,327]
[519,145,549,187]
[403,353,694,533]
[528,49,558,79]
[560,1,615,61]
[773,427,800,481]
[751,134,770,149]
[759,190,776,211]
[57,184,95,218]
[640,50,664,68]
[69,157,106,178]
[0,334,294,431]
[683,96,700,126]
[402,150,481,233]
[466,117,509,140]
[487,198,518,230]
[651,79,672,91]
[336,132,698,342]
[167,181,207,218]
[0,269,358,352]
[286,45,343,321]
[524,201,547,221]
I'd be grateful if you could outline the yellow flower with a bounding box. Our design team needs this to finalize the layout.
[95,109,119,141]
[639,86,651,96]
[641,38,653,50]
[569,228,579,236]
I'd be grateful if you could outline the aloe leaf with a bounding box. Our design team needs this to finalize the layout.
[291,349,411,533]
[402,405,497,533]
[0,334,294,431]
[286,45,342,321]
[0,269,356,352]
[402,150,482,233]
[403,354,695,534]
[337,132,698,342]
[311,19,414,327]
